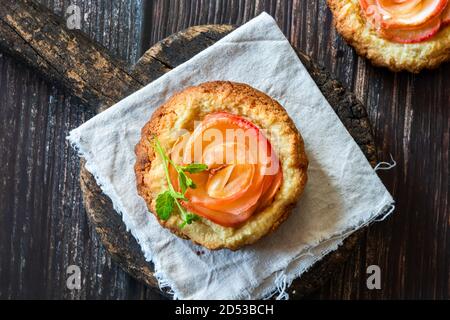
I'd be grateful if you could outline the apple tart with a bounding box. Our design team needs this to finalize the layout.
[327,0,450,72]
[134,81,308,250]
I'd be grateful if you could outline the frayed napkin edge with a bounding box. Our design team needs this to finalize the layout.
[68,127,395,300]
[259,201,395,300]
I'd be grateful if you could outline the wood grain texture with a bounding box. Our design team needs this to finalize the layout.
[0,0,164,300]
[0,0,150,112]
[0,0,448,300]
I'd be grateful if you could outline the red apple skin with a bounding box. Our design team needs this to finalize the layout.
[360,0,448,29]
[381,0,448,29]
[182,200,254,228]
[171,112,283,228]
[381,15,442,43]
[204,112,261,134]
[360,0,449,43]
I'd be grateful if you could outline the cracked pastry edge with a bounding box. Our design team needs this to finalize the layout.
[327,0,450,73]
[134,81,308,251]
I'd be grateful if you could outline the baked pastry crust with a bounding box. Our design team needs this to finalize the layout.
[327,0,450,72]
[135,81,308,250]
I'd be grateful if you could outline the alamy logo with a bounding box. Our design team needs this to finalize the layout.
[66,5,90,30]
[366,265,381,290]
[66,265,81,290]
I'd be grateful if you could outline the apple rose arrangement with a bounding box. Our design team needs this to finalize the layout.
[360,0,450,43]
[154,112,283,228]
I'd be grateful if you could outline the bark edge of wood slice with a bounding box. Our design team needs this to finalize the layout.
[80,25,377,299]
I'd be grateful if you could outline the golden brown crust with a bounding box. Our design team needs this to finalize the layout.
[327,0,450,73]
[135,81,308,250]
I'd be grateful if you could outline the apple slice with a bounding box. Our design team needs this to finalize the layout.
[380,0,448,29]
[257,169,283,210]
[182,112,267,210]
[360,0,448,43]
[381,14,442,42]
[182,200,257,228]
[206,164,253,199]
[376,0,422,15]
[360,0,448,29]
[169,112,283,227]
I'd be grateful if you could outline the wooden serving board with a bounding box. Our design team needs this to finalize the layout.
[80,25,377,299]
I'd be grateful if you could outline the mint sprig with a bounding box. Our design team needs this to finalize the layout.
[181,163,209,174]
[153,138,208,228]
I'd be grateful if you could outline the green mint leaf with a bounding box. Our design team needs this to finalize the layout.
[178,171,188,194]
[153,137,203,228]
[181,163,209,174]
[179,213,200,228]
[178,171,197,192]
[186,213,200,224]
[185,175,195,189]
[156,191,174,221]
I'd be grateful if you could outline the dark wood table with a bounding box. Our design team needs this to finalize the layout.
[0,0,448,300]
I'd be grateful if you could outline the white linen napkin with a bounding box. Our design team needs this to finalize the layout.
[68,13,395,300]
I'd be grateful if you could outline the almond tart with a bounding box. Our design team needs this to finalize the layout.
[134,81,308,250]
[327,0,450,72]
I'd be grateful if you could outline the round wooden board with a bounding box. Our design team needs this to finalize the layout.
[80,25,377,299]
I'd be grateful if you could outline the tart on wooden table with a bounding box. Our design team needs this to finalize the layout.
[327,0,450,72]
[135,81,308,250]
